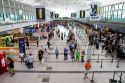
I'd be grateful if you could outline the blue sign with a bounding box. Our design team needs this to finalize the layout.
[19,38,25,55]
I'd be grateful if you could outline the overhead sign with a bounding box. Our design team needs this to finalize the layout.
[36,8,45,20]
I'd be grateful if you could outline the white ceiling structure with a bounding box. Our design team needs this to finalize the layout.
[16,0,125,17]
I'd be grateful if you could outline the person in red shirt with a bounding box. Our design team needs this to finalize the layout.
[84,60,91,79]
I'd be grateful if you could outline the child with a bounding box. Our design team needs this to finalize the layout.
[84,60,91,79]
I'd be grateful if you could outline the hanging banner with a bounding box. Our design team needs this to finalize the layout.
[36,8,45,20]
[55,14,59,18]
[50,12,54,19]
[90,5,97,16]
[19,38,25,55]
[71,13,76,17]
[80,11,85,18]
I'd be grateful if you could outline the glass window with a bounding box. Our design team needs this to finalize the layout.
[106,6,109,11]
[108,6,111,12]
[115,5,118,10]
[111,5,115,11]
[119,4,123,9]
[122,13,125,18]
[114,11,117,18]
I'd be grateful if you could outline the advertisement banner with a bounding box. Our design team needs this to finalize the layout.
[55,14,59,18]
[50,12,54,19]
[71,13,76,17]
[19,38,25,55]
[90,5,97,16]
[80,11,85,18]
[36,8,45,20]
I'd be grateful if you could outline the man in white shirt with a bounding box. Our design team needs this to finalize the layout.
[28,54,34,69]
[19,52,24,63]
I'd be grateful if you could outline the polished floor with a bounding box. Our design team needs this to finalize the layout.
[0,25,125,83]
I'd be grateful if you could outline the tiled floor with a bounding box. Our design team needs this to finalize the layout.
[0,25,125,83]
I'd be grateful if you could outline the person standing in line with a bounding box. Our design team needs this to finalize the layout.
[87,47,92,61]
[81,50,85,62]
[61,32,63,40]
[55,47,59,59]
[64,47,68,60]
[64,32,66,38]
[7,57,15,76]
[71,49,75,61]
[44,48,48,61]
[76,49,80,61]
[84,60,91,79]
[47,40,50,48]
[38,50,43,63]
[19,52,24,63]
[26,41,29,49]
[36,38,39,47]
[28,54,34,69]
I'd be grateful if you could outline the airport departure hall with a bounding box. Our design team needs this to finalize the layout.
[0,0,125,83]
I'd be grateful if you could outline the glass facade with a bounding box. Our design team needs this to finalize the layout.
[0,0,35,22]
[100,2,125,22]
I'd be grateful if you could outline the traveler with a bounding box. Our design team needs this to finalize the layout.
[38,49,44,63]
[47,40,50,48]
[84,60,91,79]
[44,48,48,61]
[26,41,29,49]
[7,57,15,76]
[64,48,68,60]
[76,49,80,61]
[55,47,59,59]
[81,50,85,62]
[19,52,24,63]
[36,38,39,47]
[28,54,34,69]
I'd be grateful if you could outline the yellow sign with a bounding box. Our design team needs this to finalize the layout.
[38,9,42,19]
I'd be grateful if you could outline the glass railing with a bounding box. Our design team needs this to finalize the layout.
[0,20,35,26]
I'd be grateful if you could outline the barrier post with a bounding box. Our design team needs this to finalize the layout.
[116,59,120,68]
[96,54,99,63]
[90,72,94,83]
[100,59,103,68]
